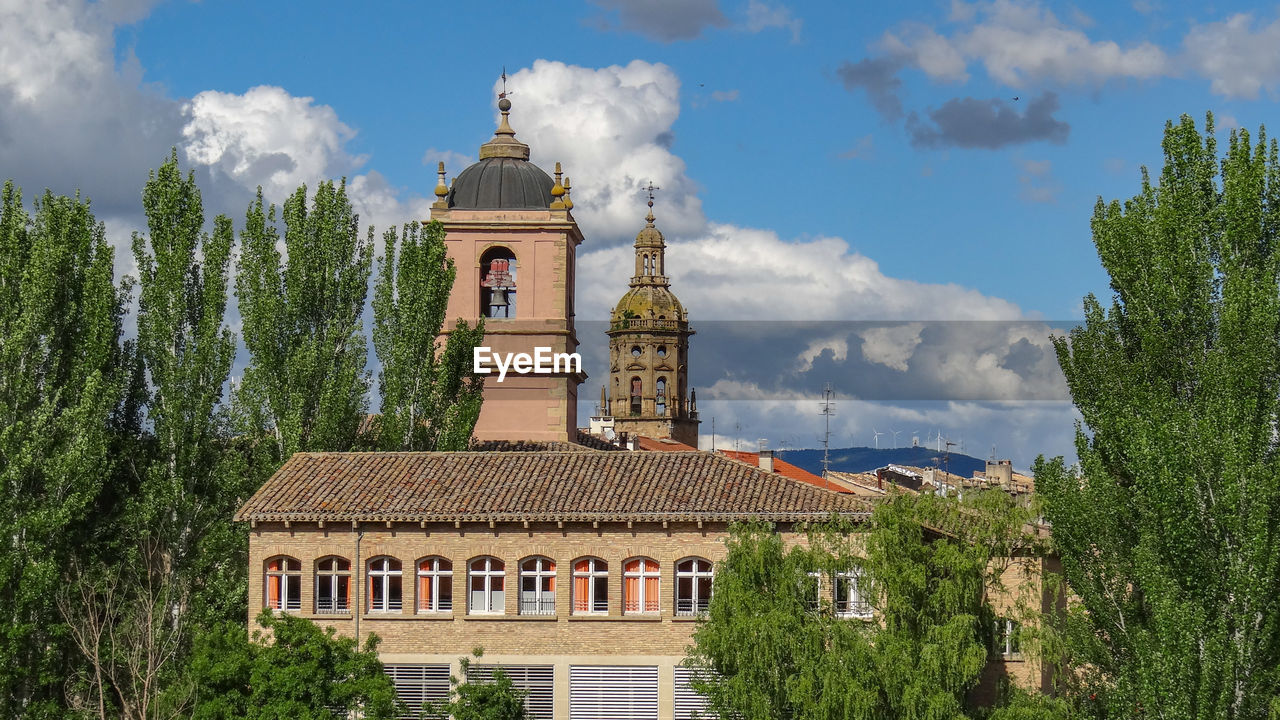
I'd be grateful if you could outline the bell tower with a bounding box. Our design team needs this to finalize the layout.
[606,186,699,446]
[430,92,586,442]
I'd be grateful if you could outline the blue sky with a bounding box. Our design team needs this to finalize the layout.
[4,0,1279,467]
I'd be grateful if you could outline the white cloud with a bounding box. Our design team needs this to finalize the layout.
[181,86,361,204]
[795,335,850,373]
[858,323,924,371]
[421,148,474,174]
[1184,14,1280,99]
[503,60,706,246]
[744,1,802,42]
[884,0,1169,89]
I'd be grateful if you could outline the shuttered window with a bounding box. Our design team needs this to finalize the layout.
[569,665,658,720]
[384,664,449,718]
[674,666,716,720]
[467,664,554,720]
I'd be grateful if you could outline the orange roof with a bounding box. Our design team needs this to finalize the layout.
[717,450,850,494]
[635,436,700,452]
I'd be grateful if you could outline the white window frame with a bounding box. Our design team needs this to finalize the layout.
[265,556,301,612]
[519,557,556,616]
[835,568,873,619]
[315,556,350,614]
[623,557,661,615]
[417,556,453,613]
[996,618,1022,658]
[572,557,609,615]
[675,558,713,616]
[469,557,506,615]
[368,556,403,613]
[805,571,821,612]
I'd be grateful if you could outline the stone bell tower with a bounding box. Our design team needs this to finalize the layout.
[430,92,586,442]
[605,186,699,446]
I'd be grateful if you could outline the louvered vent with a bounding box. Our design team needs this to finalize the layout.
[467,664,555,720]
[384,664,450,718]
[569,665,659,720]
[674,666,716,719]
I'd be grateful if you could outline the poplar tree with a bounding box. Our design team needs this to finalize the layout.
[1036,114,1280,718]
[0,183,126,717]
[371,220,484,451]
[235,181,372,462]
[130,151,237,570]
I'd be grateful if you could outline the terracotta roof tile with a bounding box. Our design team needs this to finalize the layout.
[236,451,872,524]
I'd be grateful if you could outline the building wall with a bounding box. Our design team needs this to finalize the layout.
[247,520,1055,716]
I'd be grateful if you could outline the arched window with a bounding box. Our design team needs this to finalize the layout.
[656,377,667,417]
[265,556,301,611]
[417,557,453,613]
[572,557,608,614]
[630,377,642,416]
[480,247,517,318]
[469,557,505,614]
[835,569,872,619]
[675,558,713,616]
[315,556,350,614]
[519,557,556,616]
[623,558,660,614]
[368,557,403,613]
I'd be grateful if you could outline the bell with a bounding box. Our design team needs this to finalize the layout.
[489,287,509,307]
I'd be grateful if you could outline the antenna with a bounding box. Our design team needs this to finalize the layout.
[734,422,742,451]
[944,439,956,482]
[819,383,835,477]
[711,417,716,452]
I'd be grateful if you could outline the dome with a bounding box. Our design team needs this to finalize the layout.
[448,157,555,209]
[611,285,687,325]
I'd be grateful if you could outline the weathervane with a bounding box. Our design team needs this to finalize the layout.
[646,181,660,208]
[499,66,510,99]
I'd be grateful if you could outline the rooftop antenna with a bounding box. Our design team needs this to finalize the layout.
[711,417,716,452]
[990,444,997,462]
[734,422,742,451]
[820,383,835,477]
[757,438,768,452]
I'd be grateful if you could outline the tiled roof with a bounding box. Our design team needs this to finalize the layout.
[635,436,700,452]
[717,450,847,494]
[236,451,872,524]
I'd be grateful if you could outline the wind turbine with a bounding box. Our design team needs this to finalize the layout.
[872,428,885,449]
[890,429,902,449]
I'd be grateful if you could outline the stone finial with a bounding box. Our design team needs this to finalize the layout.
[479,87,530,160]
[433,161,449,208]
[551,161,566,209]
[563,176,574,210]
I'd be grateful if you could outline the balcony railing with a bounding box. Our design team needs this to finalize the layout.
[520,597,556,616]
[315,598,349,614]
[609,318,686,332]
[369,600,403,613]
[675,598,710,616]
[836,599,873,618]
[267,598,301,612]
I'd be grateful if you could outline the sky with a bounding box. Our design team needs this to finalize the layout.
[3,0,1276,469]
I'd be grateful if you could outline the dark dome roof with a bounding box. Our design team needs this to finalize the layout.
[448,157,554,210]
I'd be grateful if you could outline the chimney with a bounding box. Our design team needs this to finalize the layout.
[987,459,1013,486]
[759,449,774,473]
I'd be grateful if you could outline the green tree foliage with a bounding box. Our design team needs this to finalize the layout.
[686,491,1043,720]
[423,649,527,720]
[371,219,484,451]
[1036,114,1280,718]
[189,611,403,720]
[0,183,127,717]
[235,181,373,462]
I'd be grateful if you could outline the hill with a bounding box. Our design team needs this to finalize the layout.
[777,446,988,478]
